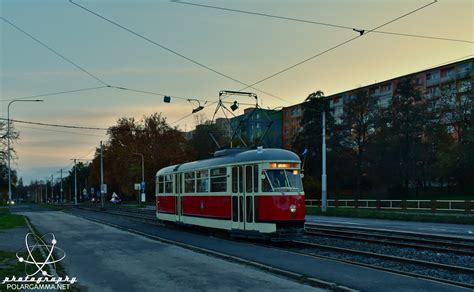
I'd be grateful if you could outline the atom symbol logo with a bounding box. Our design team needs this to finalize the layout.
[15,233,66,277]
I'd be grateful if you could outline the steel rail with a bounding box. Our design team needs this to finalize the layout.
[304,228,474,257]
[276,241,474,290]
[305,223,474,246]
[291,240,474,277]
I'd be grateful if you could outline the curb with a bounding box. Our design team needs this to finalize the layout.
[68,210,358,292]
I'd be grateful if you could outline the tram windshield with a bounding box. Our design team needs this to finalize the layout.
[262,169,303,192]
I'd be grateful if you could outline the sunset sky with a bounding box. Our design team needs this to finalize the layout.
[1,0,473,183]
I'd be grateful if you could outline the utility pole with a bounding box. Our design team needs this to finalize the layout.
[60,169,63,203]
[321,108,327,212]
[51,174,54,203]
[7,99,43,206]
[133,152,145,206]
[45,178,49,203]
[100,141,105,210]
[73,159,77,205]
[71,158,90,205]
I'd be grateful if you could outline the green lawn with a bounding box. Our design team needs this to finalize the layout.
[0,250,25,280]
[0,212,26,230]
[306,207,474,225]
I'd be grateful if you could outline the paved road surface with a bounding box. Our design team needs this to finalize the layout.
[20,211,320,292]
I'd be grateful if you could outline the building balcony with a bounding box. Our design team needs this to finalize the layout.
[455,70,471,79]
[426,78,440,86]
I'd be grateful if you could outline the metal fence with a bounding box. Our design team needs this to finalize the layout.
[305,199,473,213]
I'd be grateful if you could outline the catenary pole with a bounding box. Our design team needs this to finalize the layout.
[321,109,327,212]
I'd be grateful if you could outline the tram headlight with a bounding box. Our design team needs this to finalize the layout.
[290,204,296,213]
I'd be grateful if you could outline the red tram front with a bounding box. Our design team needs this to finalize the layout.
[155,148,305,238]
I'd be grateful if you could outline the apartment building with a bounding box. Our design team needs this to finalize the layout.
[281,57,473,150]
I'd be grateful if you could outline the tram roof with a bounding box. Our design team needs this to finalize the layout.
[156,148,300,176]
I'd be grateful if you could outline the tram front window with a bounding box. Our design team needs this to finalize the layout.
[262,169,303,192]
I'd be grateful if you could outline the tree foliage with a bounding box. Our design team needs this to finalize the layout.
[87,113,195,201]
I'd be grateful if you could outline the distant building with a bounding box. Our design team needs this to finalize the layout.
[281,103,304,150]
[229,108,282,148]
[280,57,473,148]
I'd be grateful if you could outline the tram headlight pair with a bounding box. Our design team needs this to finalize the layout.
[289,204,296,213]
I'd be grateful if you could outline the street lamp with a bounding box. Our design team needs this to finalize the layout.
[7,99,43,205]
[133,152,144,206]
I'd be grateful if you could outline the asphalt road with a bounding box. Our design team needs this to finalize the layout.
[52,208,471,291]
[18,210,320,292]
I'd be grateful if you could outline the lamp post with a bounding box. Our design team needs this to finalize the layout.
[133,152,144,206]
[7,99,43,205]
[321,109,327,212]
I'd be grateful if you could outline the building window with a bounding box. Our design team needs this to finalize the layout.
[369,87,379,95]
[426,71,439,80]
[381,83,391,92]
[441,67,454,78]
[459,80,472,93]
[426,86,440,96]
[333,96,341,103]
[291,107,301,116]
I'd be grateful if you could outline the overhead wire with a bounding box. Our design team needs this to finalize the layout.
[0,86,109,102]
[171,0,439,125]
[110,86,255,106]
[240,0,439,91]
[68,0,291,104]
[0,118,109,131]
[172,0,472,44]
[1,16,110,86]
[1,17,251,108]
[15,125,107,137]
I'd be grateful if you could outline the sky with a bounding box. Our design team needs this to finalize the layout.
[0,0,473,184]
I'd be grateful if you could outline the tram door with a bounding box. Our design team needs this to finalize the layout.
[175,173,182,222]
[231,165,256,230]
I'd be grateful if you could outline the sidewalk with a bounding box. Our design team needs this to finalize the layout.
[20,211,320,292]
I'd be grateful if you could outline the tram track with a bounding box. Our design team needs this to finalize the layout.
[71,206,474,290]
[304,225,474,257]
[273,240,474,290]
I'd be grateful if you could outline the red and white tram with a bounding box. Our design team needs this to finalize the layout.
[155,148,305,239]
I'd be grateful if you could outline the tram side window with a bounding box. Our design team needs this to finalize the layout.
[246,166,253,193]
[184,172,195,193]
[164,175,173,193]
[239,167,243,193]
[196,170,209,193]
[232,167,238,193]
[253,165,258,193]
[210,168,227,192]
[157,176,164,194]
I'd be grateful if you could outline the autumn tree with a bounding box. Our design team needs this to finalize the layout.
[0,120,19,200]
[369,77,431,196]
[293,91,354,197]
[341,89,377,198]
[88,113,195,201]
